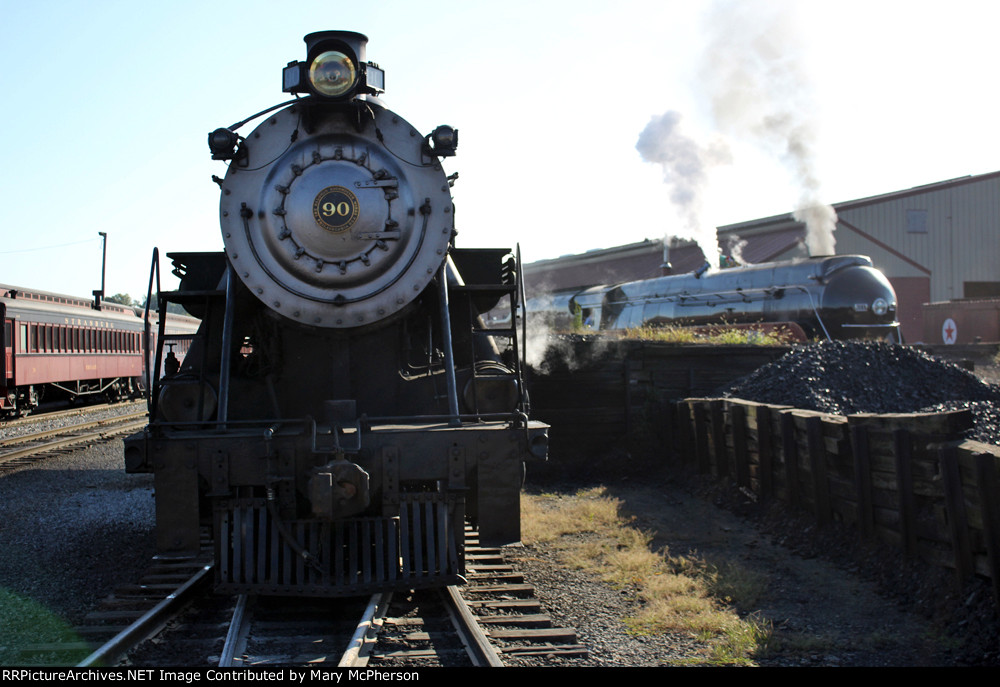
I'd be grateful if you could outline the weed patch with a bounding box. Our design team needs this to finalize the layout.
[521,487,772,665]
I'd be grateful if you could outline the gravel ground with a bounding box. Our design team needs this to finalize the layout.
[502,540,706,666]
[0,428,156,664]
[507,477,999,667]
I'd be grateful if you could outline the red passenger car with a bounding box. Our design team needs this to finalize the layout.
[1,285,198,417]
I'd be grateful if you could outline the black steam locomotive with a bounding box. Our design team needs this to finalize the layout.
[543,255,900,341]
[125,31,547,598]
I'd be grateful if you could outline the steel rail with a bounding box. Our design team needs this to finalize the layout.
[0,411,148,447]
[442,585,504,667]
[219,594,254,667]
[77,563,214,667]
[0,400,145,428]
[0,416,148,464]
[339,592,392,667]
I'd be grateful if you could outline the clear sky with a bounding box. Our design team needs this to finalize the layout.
[2,0,998,300]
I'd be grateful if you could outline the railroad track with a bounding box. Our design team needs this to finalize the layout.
[453,534,588,662]
[12,530,586,667]
[0,400,145,430]
[69,573,499,667]
[0,411,147,472]
[366,533,587,666]
[10,554,214,666]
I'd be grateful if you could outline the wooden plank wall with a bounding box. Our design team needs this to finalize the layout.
[676,397,1000,605]
[528,338,1000,604]
[529,338,790,457]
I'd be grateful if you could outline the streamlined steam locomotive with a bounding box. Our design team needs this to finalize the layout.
[542,255,900,341]
[124,31,547,598]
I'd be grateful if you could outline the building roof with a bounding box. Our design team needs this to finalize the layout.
[718,169,1000,234]
[524,168,1000,294]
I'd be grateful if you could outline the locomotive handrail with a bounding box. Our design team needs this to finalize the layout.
[226,97,305,133]
[146,411,529,433]
[518,244,528,392]
[604,286,788,307]
[790,285,832,342]
[216,264,236,428]
[841,322,900,328]
[143,248,162,414]
[438,260,462,427]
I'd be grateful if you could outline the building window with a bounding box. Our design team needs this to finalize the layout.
[964,282,1000,299]
[906,209,928,234]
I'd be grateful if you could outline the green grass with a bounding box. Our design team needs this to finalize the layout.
[0,588,88,665]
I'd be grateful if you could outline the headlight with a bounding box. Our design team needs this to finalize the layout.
[309,51,357,97]
[872,298,888,316]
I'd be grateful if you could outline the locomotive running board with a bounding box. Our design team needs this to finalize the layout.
[214,495,464,597]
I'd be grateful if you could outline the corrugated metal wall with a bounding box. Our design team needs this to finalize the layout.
[835,173,1000,304]
[527,171,1000,344]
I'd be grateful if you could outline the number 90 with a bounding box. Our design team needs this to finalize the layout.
[322,201,352,217]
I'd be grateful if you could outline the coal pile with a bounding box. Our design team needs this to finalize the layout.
[721,341,1000,445]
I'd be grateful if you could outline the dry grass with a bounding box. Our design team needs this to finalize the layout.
[622,324,795,345]
[521,487,771,665]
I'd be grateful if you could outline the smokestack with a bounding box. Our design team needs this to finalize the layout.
[661,241,673,276]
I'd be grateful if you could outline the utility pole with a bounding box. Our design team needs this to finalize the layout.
[92,231,107,310]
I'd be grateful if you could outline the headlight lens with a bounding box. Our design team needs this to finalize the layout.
[309,51,357,97]
[872,298,888,316]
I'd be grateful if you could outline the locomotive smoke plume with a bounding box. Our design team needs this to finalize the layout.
[700,0,837,255]
[635,111,732,268]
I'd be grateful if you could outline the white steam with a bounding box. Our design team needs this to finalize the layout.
[639,0,837,258]
[701,0,837,254]
[635,111,731,268]
[725,235,749,266]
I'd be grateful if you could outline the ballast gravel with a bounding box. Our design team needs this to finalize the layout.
[0,423,156,664]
